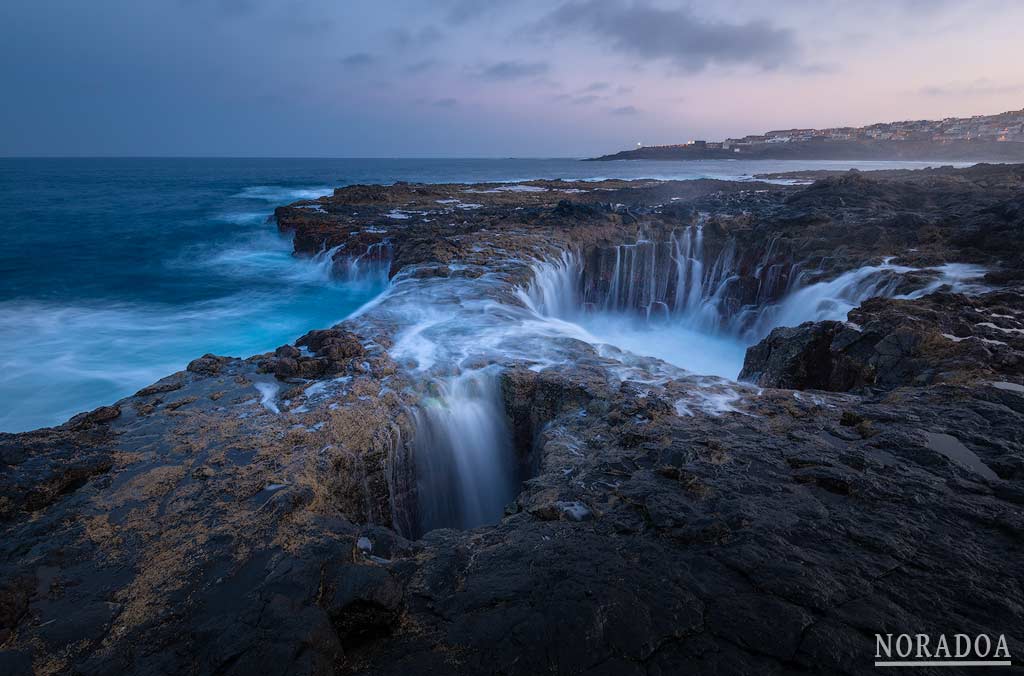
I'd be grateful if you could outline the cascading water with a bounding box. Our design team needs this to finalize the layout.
[752,261,912,336]
[308,244,344,281]
[299,241,524,535]
[519,250,580,317]
[587,224,987,342]
[373,260,550,535]
[521,228,988,379]
[586,222,802,338]
[345,240,393,282]
[672,222,705,317]
[363,227,988,536]
[412,369,518,535]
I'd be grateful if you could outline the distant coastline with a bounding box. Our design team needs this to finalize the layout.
[587,139,1024,162]
[589,106,1024,161]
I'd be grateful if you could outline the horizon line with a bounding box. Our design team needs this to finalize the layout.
[0,155,591,161]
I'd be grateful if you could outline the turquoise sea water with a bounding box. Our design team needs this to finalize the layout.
[0,158,972,431]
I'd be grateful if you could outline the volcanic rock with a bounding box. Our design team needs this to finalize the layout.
[2,166,1023,675]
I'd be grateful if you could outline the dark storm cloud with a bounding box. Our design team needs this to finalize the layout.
[476,61,550,80]
[544,0,797,71]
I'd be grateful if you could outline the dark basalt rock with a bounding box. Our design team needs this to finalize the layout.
[68,404,121,427]
[742,289,1024,392]
[186,353,232,375]
[297,328,367,360]
[740,320,846,390]
[2,166,1024,675]
[551,199,605,220]
[261,329,371,379]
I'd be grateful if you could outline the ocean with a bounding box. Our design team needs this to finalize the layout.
[0,157,972,432]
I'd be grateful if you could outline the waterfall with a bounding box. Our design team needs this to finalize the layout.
[753,262,911,335]
[342,240,393,284]
[600,227,674,314]
[306,244,344,282]
[587,224,755,333]
[672,223,704,315]
[522,231,987,356]
[517,250,582,318]
[379,235,986,538]
[413,370,519,534]
[580,225,977,342]
[307,239,393,286]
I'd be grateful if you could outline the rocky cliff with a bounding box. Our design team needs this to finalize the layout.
[2,165,1023,675]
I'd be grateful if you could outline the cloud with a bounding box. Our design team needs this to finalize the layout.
[179,0,335,35]
[543,0,797,72]
[445,0,505,24]
[582,81,610,92]
[610,105,639,116]
[393,25,443,48]
[798,62,840,75]
[920,78,1024,97]
[572,94,600,105]
[405,59,440,74]
[476,61,549,80]
[339,52,374,67]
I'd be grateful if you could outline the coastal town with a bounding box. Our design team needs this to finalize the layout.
[591,107,1024,161]
[651,107,1024,151]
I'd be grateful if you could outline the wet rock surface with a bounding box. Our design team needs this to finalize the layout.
[743,290,1024,391]
[2,168,1024,675]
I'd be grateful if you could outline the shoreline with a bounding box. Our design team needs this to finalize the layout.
[586,139,1024,162]
[2,164,1023,674]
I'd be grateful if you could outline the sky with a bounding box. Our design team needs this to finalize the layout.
[1,0,1022,157]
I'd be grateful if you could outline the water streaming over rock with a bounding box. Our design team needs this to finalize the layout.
[412,370,519,534]
[315,240,394,286]
[346,223,988,535]
[582,222,805,338]
[520,250,580,318]
[356,252,572,534]
[523,229,988,376]
[755,261,912,335]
